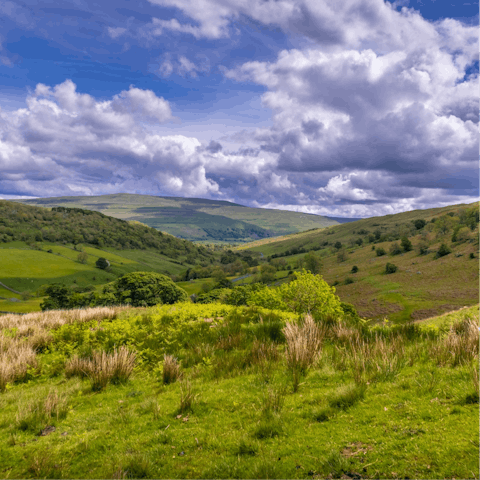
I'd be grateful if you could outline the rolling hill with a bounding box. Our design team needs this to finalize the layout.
[16,194,341,243]
[238,202,479,322]
[0,200,216,313]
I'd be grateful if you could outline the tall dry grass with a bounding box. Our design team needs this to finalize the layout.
[65,346,136,390]
[283,315,325,391]
[335,335,406,384]
[162,354,181,385]
[0,307,128,392]
[429,318,479,367]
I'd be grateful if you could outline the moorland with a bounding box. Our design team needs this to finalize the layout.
[0,197,478,479]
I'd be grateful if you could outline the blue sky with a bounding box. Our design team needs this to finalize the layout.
[0,0,478,217]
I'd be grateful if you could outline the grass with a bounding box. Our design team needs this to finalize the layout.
[0,304,477,479]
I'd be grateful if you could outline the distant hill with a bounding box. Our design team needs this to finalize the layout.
[16,194,339,243]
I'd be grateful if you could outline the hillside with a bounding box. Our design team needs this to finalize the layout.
[239,202,479,321]
[0,201,216,313]
[16,194,340,243]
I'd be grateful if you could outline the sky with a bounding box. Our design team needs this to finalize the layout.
[0,0,478,218]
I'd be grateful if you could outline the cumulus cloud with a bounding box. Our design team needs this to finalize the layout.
[156,54,210,78]
[0,80,273,201]
[0,0,477,218]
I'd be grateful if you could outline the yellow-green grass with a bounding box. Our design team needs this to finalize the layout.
[242,202,476,257]
[0,296,43,314]
[102,248,188,276]
[317,237,478,322]
[0,304,477,479]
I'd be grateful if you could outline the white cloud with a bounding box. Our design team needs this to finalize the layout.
[318,174,375,201]
[107,26,127,39]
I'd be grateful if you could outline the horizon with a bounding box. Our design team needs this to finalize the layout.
[0,0,478,219]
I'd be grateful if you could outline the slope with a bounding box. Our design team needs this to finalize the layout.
[239,202,479,321]
[0,201,215,312]
[16,194,339,243]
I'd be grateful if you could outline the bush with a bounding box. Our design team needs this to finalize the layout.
[414,219,426,230]
[77,252,88,264]
[344,277,354,285]
[435,243,451,258]
[334,241,342,250]
[389,242,402,255]
[385,263,397,274]
[401,236,412,252]
[95,257,110,269]
[351,265,358,273]
[376,247,386,257]
[470,253,475,259]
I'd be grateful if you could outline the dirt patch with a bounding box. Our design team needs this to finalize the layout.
[341,442,373,458]
[355,299,403,319]
[412,305,474,322]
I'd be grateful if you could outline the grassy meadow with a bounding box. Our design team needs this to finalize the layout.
[0,303,478,479]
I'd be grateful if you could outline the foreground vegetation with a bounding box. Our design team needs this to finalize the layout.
[0,299,477,479]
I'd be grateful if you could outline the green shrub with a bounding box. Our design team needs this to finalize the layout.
[414,219,426,230]
[385,263,397,274]
[351,265,358,273]
[401,236,413,252]
[389,242,402,255]
[95,257,110,269]
[376,247,386,256]
[344,277,354,285]
[435,243,451,258]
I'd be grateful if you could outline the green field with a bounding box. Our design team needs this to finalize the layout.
[0,304,477,479]
[17,193,339,243]
[0,242,196,313]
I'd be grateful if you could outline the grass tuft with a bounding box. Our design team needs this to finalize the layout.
[162,354,181,384]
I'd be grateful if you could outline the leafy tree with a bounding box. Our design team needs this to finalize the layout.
[304,251,322,274]
[40,284,71,310]
[351,265,358,273]
[435,243,451,259]
[334,241,342,250]
[400,237,412,252]
[258,264,277,284]
[389,242,402,255]
[279,270,343,321]
[112,272,188,306]
[77,252,88,264]
[414,219,426,230]
[376,247,386,257]
[336,248,347,263]
[385,263,397,274]
[96,257,110,269]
